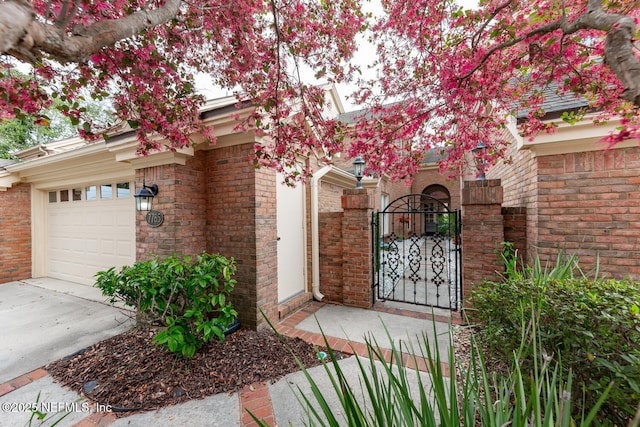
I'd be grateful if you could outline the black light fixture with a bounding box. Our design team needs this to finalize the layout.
[353,155,365,189]
[471,142,487,181]
[134,180,158,212]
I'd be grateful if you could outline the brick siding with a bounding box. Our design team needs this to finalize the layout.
[135,144,279,329]
[534,148,640,279]
[461,180,504,297]
[486,128,539,261]
[0,183,31,284]
[411,169,462,211]
[136,153,208,260]
[341,189,374,308]
[205,143,278,329]
[502,207,527,263]
[491,131,640,279]
[318,212,344,303]
[318,181,345,212]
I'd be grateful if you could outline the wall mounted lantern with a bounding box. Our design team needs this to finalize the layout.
[471,142,487,181]
[353,155,365,189]
[134,181,158,212]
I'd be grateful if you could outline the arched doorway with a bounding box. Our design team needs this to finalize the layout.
[421,185,451,235]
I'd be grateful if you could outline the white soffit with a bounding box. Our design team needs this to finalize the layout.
[517,115,638,157]
[5,143,133,190]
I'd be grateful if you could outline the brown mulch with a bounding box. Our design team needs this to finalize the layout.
[47,326,339,413]
[452,323,509,378]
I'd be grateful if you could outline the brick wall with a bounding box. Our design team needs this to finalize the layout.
[487,128,539,260]
[461,180,504,298]
[318,181,346,212]
[502,207,527,263]
[252,165,279,327]
[318,212,344,302]
[411,168,462,211]
[136,153,208,260]
[205,143,278,329]
[489,125,640,279]
[0,183,31,284]
[534,148,640,279]
[341,189,374,308]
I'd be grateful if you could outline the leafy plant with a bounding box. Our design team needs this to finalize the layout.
[250,314,612,426]
[497,242,592,283]
[437,212,460,240]
[469,251,640,424]
[95,252,238,358]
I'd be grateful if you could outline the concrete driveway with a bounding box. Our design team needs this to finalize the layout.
[0,278,133,383]
[0,282,458,426]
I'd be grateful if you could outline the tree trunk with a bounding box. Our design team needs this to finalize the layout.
[0,0,182,63]
[570,0,640,106]
[604,17,640,106]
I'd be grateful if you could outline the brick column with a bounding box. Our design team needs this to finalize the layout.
[205,144,278,330]
[341,188,374,308]
[135,154,207,261]
[461,180,504,299]
[0,183,32,284]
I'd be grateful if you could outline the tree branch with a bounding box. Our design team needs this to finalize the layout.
[459,19,564,81]
[471,0,513,51]
[56,0,81,30]
[458,0,640,106]
[1,0,182,63]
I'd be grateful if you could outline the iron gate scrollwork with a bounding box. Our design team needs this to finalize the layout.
[372,194,462,310]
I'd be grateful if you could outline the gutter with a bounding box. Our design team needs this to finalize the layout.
[310,165,333,301]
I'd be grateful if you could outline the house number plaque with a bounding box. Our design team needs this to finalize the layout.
[146,210,164,227]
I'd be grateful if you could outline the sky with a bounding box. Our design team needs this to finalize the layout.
[195,0,480,113]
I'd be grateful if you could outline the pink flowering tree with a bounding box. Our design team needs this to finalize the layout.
[2,0,640,182]
[0,0,364,181]
[349,0,640,180]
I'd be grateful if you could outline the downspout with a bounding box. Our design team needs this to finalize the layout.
[310,164,333,301]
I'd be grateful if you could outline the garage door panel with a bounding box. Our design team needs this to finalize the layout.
[100,239,115,255]
[116,211,131,226]
[47,190,135,285]
[99,212,114,225]
[116,240,132,257]
[83,238,99,254]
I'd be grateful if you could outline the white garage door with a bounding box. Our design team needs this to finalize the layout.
[46,182,135,285]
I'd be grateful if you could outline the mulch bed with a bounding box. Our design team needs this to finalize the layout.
[47,326,339,413]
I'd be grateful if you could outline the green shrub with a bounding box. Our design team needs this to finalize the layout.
[469,275,640,424]
[497,241,589,284]
[437,212,460,238]
[95,252,238,358]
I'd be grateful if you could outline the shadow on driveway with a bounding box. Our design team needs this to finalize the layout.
[0,279,133,383]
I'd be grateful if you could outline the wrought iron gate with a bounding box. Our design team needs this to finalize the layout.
[372,194,462,310]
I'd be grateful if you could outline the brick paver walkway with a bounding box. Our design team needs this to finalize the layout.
[0,301,462,426]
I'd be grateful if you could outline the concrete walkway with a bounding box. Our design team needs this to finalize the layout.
[0,279,461,427]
